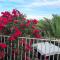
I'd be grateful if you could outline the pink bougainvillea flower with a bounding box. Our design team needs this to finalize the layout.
[25,44,32,51]
[32,19,38,24]
[12,9,20,17]
[1,11,12,21]
[0,24,5,31]
[8,29,22,42]
[32,25,36,29]
[8,36,16,42]
[8,16,13,23]
[14,20,19,24]
[2,17,8,25]
[32,29,40,34]
[10,27,22,39]
[0,16,9,25]
[0,17,3,24]
[0,43,7,49]
[1,11,13,24]
[25,20,31,27]
[8,19,12,23]
[14,30,22,37]
[15,10,21,17]
[20,23,25,28]
[27,20,31,23]
[14,27,19,31]
[1,12,4,15]
[0,17,8,25]
[35,34,42,38]
[26,23,30,27]
[12,9,16,15]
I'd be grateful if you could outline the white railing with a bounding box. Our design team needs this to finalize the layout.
[0,35,60,60]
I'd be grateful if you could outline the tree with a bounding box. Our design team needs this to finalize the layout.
[37,15,60,38]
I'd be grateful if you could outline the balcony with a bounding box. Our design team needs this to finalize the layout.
[0,35,60,60]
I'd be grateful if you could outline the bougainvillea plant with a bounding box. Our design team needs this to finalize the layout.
[0,9,42,60]
[0,9,42,38]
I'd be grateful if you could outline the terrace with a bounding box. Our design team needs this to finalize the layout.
[0,35,60,60]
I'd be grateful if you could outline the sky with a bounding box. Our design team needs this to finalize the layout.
[0,0,60,19]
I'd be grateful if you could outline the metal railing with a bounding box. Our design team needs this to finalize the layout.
[0,35,60,60]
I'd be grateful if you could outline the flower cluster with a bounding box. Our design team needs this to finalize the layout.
[0,43,7,59]
[0,9,42,60]
[0,9,42,40]
[19,38,33,52]
[0,43,7,49]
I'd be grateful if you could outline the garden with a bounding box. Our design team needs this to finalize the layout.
[0,9,60,60]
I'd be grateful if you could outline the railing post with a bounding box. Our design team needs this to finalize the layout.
[10,42,12,60]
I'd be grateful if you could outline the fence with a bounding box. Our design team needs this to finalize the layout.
[0,35,60,60]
